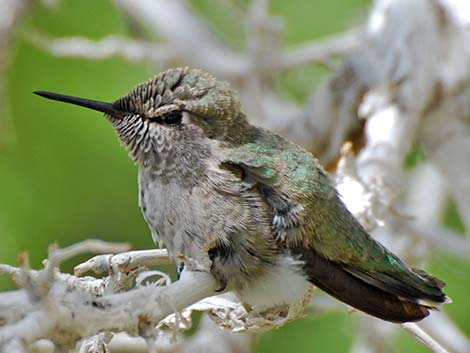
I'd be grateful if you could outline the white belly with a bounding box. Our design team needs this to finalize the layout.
[238,256,310,309]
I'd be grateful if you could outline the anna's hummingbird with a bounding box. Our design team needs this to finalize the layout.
[35,67,449,323]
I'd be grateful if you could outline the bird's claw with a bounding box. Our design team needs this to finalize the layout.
[214,277,227,292]
[176,261,185,280]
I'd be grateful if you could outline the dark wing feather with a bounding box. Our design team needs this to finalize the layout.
[344,266,446,304]
[292,246,430,322]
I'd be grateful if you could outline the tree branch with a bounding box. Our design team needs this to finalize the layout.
[74,248,171,276]
[27,33,176,63]
[0,258,217,351]
[0,241,310,352]
[279,28,362,69]
[401,323,450,353]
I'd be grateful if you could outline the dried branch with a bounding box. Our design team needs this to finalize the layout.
[114,0,249,77]
[0,239,460,353]
[388,218,470,258]
[279,28,362,69]
[106,317,255,353]
[51,239,131,263]
[401,323,450,353]
[74,248,170,276]
[0,245,217,352]
[0,241,309,352]
[419,312,470,353]
[27,32,176,63]
[419,92,470,231]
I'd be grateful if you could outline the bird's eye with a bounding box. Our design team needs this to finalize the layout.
[163,112,183,125]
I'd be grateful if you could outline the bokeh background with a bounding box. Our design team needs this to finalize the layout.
[0,1,469,352]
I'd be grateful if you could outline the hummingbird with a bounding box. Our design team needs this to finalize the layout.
[35,67,449,323]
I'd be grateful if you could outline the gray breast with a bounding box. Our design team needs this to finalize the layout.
[138,168,214,268]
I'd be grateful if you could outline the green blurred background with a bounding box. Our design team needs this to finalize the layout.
[0,1,468,352]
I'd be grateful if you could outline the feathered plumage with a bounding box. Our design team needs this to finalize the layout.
[35,67,449,323]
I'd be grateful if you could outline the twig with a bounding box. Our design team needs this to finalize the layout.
[401,323,450,353]
[51,239,131,264]
[389,218,470,258]
[0,270,216,349]
[0,264,17,276]
[279,28,362,69]
[114,0,248,77]
[419,312,470,353]
[74,248,170,276]
[1,337,26,353]
[0,311,54,347]
[27,33,176,63]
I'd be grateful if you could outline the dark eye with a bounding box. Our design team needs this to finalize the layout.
[164,112,182,125]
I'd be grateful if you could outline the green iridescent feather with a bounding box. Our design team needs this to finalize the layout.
[223,127,444,300]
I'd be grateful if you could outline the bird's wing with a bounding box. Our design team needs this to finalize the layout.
[222,137,390,269]
[222,137,447,321]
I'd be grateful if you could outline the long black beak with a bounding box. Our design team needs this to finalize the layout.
[34,91,125,117]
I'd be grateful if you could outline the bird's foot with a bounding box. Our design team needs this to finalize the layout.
[176,261,185,280]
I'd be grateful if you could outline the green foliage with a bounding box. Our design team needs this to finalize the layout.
[190,0,246,49]
[1,0,154,281]
[271,0,370,103]
[258,311,354,353]
[405,144,426,168]
[442,198,466,234]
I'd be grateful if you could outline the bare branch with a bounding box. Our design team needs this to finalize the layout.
[419,312,470,353]
[389,218,470,258]
[74,249,170,276]
[401,323,450,353]
[52,239,131,265]
[1,337,27,353]
[0,241,309,352]
[27,33,176,63]
[279,28,362,69]
[114,0,248,77]
[0,267,217,349]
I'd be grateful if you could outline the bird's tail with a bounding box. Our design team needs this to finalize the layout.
[294,247,449,323]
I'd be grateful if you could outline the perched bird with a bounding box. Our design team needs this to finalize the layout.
[35,67,449,323]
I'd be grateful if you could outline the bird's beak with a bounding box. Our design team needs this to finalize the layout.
[34,91,126,118]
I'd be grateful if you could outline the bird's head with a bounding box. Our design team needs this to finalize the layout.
[35,67,248,168]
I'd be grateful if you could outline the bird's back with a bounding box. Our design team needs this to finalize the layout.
[224,126,449,322]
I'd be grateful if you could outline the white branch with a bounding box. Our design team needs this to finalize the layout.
[74,248,170,276]
[83,271,216,335]
[51,239,131,264]
[419,312,470,353]
[279,28,362,69]
[114,0,248,77]
[0,241,309,352]
[389,218,470,258]
[401,323,450,353]
[334,0,469,251]
[419,94,470,232]
[0,263,217,350]
[1,338,27,353]
[27,33,176,63]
